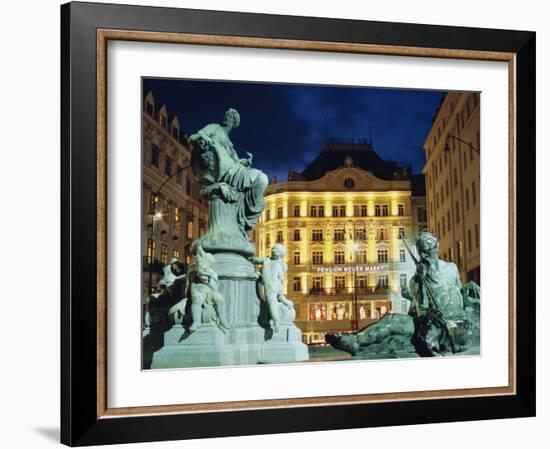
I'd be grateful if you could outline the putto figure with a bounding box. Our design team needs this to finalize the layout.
[189,108,268,253]
[250,244,295,331]
[170,245,231,333]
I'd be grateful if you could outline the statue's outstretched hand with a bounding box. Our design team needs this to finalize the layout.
[240,152,253,167]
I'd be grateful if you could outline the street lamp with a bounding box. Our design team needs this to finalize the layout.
[445,134,480,155]
[346,221,362,332]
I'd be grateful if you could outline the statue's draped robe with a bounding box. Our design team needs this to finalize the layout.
[191,123,265,235]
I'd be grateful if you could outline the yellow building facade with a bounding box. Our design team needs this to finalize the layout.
[255,142,427,344]
[423,92,480,284]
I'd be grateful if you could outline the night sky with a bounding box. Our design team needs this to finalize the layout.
[143,78,445,181]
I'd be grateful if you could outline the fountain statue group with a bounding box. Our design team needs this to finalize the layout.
[143,107,480,368]
[144,108,308,368]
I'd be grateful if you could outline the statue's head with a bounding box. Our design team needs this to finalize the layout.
[271,243,286,259]
[415,231,439,259]
[223,108,240,129]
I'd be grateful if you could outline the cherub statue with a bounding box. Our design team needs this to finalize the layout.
[169,245,231,333]
[250,244,294,331]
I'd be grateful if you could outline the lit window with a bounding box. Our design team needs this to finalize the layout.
[277,207,283,219]
[312,251,323,265]
[148,193,159,215]
[333,228,345,241]
[160,244,168,265]
[172,248,180,260]
[334,276,345,291]
[377,249,388,263]
[174,207,181,230]
[357,250,367,264]
[376,228,388,241]
[146,238,156,264]
[311,229,323,241]
[334,250,345,265]
[187,220,193,239]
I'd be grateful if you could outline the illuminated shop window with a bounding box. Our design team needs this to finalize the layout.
[309,303,327,321]
[330,302,350,320]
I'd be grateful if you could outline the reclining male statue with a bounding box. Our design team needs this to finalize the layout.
[326,231,478,358]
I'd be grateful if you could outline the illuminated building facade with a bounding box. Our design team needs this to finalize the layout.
[255,141,427,344]
[423,92,480,284]
[142,91,208,302]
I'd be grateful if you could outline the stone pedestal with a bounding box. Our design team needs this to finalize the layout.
[150,252,309,369]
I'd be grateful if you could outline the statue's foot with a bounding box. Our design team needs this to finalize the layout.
[189,322,200,333]
[219,321,232,331]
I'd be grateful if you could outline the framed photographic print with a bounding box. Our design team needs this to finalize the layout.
[61,1,535,446]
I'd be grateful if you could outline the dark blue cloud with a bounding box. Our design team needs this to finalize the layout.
[143,78,444,181]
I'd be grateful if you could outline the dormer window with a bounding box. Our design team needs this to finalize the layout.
[172,126,179,139]
[146,102,154,116]
[159,115,167,128]
[344,157,354,168]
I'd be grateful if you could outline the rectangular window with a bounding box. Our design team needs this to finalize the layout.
[398,204,405,216]
[310,205,317,217]
[475,224,479,248]
[335,275,345,291]
[174,207,181,230]
[160,244,168,265]
[463,149,468,170]
[172,126,179,139]
[381,205,389,216]
[465,188,470,211]
[311,229,324,241]
[472,181,477,205]
[376,228,388,241]
[162,199,170,217]
[277,207,283,219]
[377,274,389,289]
[164,156,172,177]
[149,193,158,215]
[151,144,160,167]
[172,248,180,260]
[457,241,463,267]
[442,217,445,235]
[293,251,301,265]
[175,166,183,184]
[447,211,451,231]
[445,180,449,197]
[455,201,460,222]
[354,227,366,241]
[453,167,458,187]
[185,178,191,195]
[312,251,323,265]
[354,205,360,217]
[146,102,154,115]
[265,233,271,247]
[187,219,193,239]
[468,229,472,252]
[339,205,346,217]
[399,249,406,262]
[375,205,381,217]
[293,229,301,241]
[333,228,345,241]
[400,273,408,288]
[475,131,480,156]
[334,250,345,265]
[437,222,441,237]
[293,277,301,292]
[357,275,367,289]
[357,250,367,264]
[146,238,155,264]
[318,205,325,217]
[293,205,300,217]
[377,249,388,263]
[398,227,406,238]
[276,230,283,243]
[312,276,323,291]
[361,205,367,217]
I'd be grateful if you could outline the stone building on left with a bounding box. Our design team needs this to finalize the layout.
[142,91,208,304]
